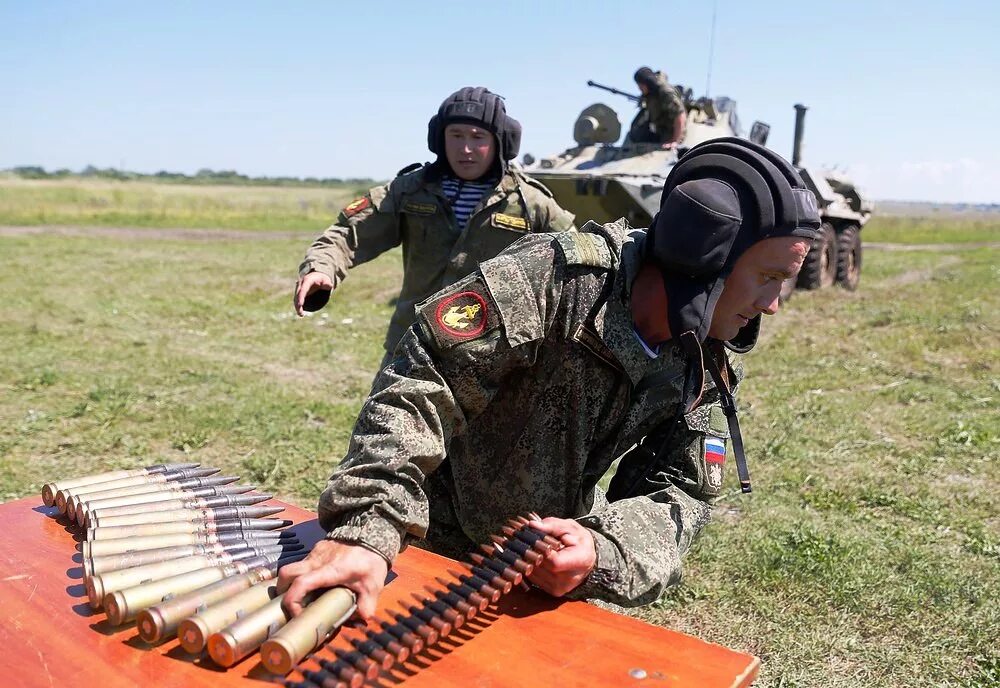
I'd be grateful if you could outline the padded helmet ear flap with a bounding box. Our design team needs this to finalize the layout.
[427,114,441,155]
[501,115,522,160]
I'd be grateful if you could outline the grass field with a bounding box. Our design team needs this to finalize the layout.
[1,180,997,687]
[0,176,368,230]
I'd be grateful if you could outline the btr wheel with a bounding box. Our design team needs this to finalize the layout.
[779,277,796,304]
[797,222,838,290]
[836,224,862,290]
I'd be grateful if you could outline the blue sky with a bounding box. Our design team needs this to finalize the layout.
[2,1,996,203]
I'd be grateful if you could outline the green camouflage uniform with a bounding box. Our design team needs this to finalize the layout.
[299,165,576,355]
[317,220,740,608]
[637,72,686,144]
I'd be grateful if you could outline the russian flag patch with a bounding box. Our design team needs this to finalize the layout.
[705,437,726,464]
[705,436,726,490]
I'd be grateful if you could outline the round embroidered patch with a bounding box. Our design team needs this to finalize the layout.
[343,196,370,217]
[435,291,488,338]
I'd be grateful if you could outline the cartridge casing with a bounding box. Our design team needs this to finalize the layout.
[85,541,243,577]
[82,525,289,557]
[75,476,237,522]
[42,463,196,505]
[177,580,279,654]
[260,587,357,675]
[136,565,277,643]
[207,595,290,667]
[86,502,285,528]
[104,559,264,626]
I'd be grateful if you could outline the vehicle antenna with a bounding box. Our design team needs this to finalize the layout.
[705,0,718,97]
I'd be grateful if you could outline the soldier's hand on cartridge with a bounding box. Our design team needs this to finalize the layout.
[277,539,387,620]
[293,271,334,317]
[525,517,596,597]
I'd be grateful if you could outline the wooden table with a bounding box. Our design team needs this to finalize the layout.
[0,496,758,687]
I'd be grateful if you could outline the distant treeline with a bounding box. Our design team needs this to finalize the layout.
[5,165,376,188]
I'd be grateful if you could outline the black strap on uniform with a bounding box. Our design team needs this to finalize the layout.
[703,346,752,493]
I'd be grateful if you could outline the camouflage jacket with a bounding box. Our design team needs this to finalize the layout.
[299,164,576,353]
[317,220,740,607]
[644,72,686,142]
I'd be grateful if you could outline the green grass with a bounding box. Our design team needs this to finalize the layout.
[862,214,999,244]
[0,177,369,230]
[1,184,998,687]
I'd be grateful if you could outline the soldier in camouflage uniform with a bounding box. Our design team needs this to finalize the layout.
[278,139,821,617]
[294,87,576,362]
[628,66,687,147]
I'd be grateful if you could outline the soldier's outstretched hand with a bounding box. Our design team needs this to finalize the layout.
[277,539,388,620]
[293,271,334,317]
[525,516,597,597]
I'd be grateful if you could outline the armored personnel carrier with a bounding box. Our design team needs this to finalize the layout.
[522,86,873,295]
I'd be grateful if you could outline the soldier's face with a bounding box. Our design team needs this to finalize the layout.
[444,123,497,180]
[709,237,810,340]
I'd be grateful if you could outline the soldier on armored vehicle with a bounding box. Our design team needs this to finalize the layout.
[627,67,686,148]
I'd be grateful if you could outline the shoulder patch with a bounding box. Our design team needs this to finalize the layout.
[418,279,499,350]
[396,162,423,177]
[342,196,371,218]
[519,173,556,198]
[554,231,613,268]
[402,200,438,216]
[491,212,528,232]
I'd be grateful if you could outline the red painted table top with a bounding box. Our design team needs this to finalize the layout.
[0,496,758,688]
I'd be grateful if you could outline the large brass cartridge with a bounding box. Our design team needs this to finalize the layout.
[104,560,256,626]
[42,463,198,506]
[55,468,219,512]
[104,553,301,627]
[260,587,357,675]
[87,502,285,528]
[136,564,279,643]
[206,595,290,667]
[84,539,266,578]
[87,492,267,526]
[64,468,225,512]
[66,472,240,518]
[73,475,239,523]
[80,530,287,559]
[177,580,280,654]
[88,554,221,610]
[86,511,287,541]
[86,547,278,609]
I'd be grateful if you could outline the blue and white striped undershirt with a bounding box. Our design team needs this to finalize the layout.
[441,176,495,230]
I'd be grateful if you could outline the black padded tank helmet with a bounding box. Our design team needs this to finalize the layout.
[645,137,821,353]
[427,87,522,163]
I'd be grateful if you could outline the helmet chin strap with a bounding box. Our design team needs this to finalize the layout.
[704,341,752,493]
[678,333,752,493]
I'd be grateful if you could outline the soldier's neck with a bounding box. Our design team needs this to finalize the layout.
[630,263,672,345]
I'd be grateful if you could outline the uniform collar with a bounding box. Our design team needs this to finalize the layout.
[424,166,516,206]
[590,229,681,388]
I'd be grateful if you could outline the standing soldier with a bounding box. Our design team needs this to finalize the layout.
[628,66,687,148]
[293,87,576,365]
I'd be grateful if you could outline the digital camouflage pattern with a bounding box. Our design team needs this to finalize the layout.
[317,220,740,607]
[299,165,576,354]
[643,71,686,143]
